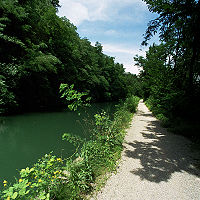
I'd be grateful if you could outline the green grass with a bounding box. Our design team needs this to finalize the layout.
[57,96,140,199]
[0,96,140,200]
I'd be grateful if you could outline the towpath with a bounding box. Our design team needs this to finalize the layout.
[92,100,200,200]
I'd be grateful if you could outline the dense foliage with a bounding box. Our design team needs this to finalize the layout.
[0,95,140,199]
[0,0,142,114]
[135,0,200,138]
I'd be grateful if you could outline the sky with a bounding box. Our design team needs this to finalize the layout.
[58,0,158,74]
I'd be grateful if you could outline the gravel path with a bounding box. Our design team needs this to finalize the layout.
[91,100,200,200]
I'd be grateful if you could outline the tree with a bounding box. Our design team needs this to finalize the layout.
[0,0,139,114]
[134,44,177,115]
[143,0,200,93]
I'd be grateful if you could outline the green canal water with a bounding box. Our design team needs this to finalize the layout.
[0,103,116,184]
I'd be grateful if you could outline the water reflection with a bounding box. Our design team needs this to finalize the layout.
[0,117,7,135]
[0,102,116,183]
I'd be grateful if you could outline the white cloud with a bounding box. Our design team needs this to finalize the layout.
[58,0,148,26]
[105,29,118,36]
[102,43,146,74]
[124,62,140,74]
[103,43,135,54]
[57,0,151,75]
[58,0,108,25]
[58,1,89,25]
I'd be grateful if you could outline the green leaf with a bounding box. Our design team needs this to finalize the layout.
[39,193,46,199]
[19,188,26,196]
[12,192,18,199]
[46,193,50,200]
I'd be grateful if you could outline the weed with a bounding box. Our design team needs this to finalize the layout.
[0,84,140,200]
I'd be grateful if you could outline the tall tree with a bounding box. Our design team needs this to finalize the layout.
[143,0,200,93]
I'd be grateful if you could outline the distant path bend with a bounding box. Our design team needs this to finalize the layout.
[92,100,200,200]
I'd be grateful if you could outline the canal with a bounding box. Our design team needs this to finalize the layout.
[0,102,116,183]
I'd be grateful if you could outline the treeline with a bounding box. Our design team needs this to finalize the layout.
[0,0,142,114]
[135,0,200,139]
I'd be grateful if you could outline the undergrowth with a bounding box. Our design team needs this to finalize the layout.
[0,94,140,200]
[145,97,200,140]
[145,97,200,172]
[56,95,140,199]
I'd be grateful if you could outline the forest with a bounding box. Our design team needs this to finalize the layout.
[0,0,200,199]
[0,0,142,114]
[135,0,200,139]
[0,0,199,136]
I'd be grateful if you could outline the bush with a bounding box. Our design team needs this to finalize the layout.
[0,96,140,199]
[156,113,169,127]
[0,76,17,114]
[59,95,140,199]
[1,154,65,200]
[123,96,140,113]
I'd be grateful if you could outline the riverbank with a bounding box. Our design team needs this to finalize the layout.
[92,100,200,200]
[0,96,140,199]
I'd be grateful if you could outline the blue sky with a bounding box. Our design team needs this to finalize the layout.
[58,0,158,74]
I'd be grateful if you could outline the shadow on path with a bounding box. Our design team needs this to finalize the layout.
[124,114,200,183]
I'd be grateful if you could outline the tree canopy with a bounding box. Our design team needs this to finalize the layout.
[136,0,200,138]
[143,0,200,92]
[0,0,141,114]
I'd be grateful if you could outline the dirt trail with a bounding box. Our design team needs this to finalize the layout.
[92,100,200,200]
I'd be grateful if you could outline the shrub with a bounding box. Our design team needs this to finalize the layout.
[59,95,140,198]
[1,154,65,200]
[1,95,140,199]
[123,96,140,113]
[156,113,169,127]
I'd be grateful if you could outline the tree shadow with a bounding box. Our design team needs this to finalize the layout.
[124,119,200,183]
[136,109,153,118]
